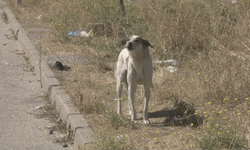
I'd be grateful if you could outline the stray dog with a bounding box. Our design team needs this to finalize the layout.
[115,35,153,124]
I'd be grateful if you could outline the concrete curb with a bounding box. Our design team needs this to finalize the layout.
[3,7,95,149]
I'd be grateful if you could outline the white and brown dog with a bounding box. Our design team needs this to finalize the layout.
[115,35,153,124]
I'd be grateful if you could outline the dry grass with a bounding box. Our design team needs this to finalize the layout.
[6,0,250,149]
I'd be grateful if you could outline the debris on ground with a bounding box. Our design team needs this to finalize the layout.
[80,29,93,37]
[35,104,43,110]
[154,59,177,65]
[154,59,178,73]
[116,135,124,141]
[48,129,54,134]
[56,117,61,122]
[50,61,70,71]
[67,30,79,37]
[166,66,177,73]
[67,29,93,37]
[62,143,68,147]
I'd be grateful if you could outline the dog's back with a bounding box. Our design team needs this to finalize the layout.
[115,48,129,80]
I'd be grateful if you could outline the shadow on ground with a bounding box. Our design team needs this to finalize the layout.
[148,101,203,127]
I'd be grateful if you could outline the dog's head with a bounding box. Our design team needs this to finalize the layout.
[121,35,153,51]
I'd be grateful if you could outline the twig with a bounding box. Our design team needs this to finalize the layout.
[122,26,128,37]
[241,41,250,52]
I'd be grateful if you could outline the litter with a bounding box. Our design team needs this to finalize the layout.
[232,0,237,4]
[80,31,88,37]
[166,66,177,73]
[67,29,93,37]
[50,61,70,71]
[116,135,124,141]
[80,29,94,37]
[67,30,80,37]
[154,59,178,73]
[56,117,61,122]
[154,59,177,66]
[35,104,43,110]
[112,98,118,101]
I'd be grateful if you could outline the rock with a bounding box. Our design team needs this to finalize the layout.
[62,143,68,147]
[48,129,53,134]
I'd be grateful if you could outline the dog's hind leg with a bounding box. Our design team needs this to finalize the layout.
[116,70,127,115]
[117,81,123,115]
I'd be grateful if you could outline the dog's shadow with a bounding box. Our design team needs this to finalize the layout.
[148,108,203,127]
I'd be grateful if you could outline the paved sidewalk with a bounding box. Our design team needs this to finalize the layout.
[0,10,70,150]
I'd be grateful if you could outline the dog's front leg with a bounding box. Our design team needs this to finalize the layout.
[128,84,137,122]
[143,86,150,124]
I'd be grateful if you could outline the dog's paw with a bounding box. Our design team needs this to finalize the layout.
[128,110,132,115]
[131,117,137,124]
[143,120,150,125]
[117,108,122,115]
[132,120,138,124]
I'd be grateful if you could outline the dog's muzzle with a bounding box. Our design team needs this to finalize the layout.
[127,42,133,50]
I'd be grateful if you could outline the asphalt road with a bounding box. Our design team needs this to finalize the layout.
[0,9,70,150]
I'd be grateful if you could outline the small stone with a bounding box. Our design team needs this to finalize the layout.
[56,117,61,122]
[35,104,43,110]
[48,129,53,134]
[62,143,68,147]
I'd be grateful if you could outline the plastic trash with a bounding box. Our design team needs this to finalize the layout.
[67,29,94,37]
[35,104,43,110]
[80,29,94,37]
[80,31,89,37]
[154,59,178,73]
[88,29,94,37]
[154,59,177,66]
[67,30,80,37]
[166,66,177,73]
[232,0,237,4]
[112,98,118,102]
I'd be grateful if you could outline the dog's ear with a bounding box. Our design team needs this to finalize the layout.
[120,38,128,46]
[143,39,153,48]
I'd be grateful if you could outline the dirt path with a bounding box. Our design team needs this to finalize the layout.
[0,9,71,150]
